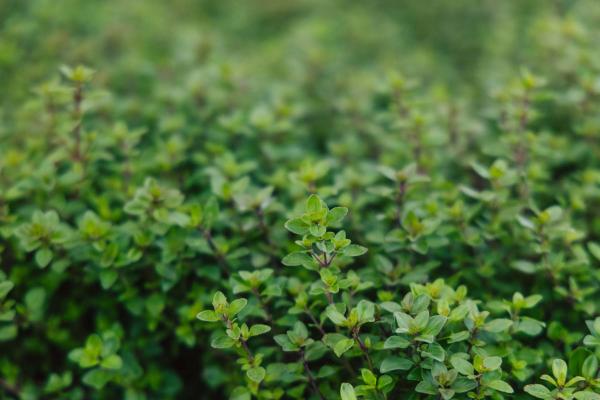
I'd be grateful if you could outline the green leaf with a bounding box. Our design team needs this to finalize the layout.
[356,300,375,324]
[211,336,236,349]
[523,294,543,308]
[448,305,469,322]
[99,270,118,290]
[380,301,403,313]
[483,356,502,371]
[228,298,248,317]
[361,368,377,386]
[0,281,14,300]
[284,218,310,235]
[484,318,513,333]
[415,380,438,395]
[380,356,413,373]
[448,330,470,343]
[145,293,165,317]
[552,359,568,386]
[212,291,228,310]
[333,338,354,357]
[451,357,474,376]
[249,324,271,337]
[574,391,600,400]
[282,251,312,267]
[377,374,394,392]
[422,342,445,362]
[394,312,412,334]
[421,315,447,337]
[197,310,220,322]
[25,287,46,322]
[342,244,368,257]
[327,207,348,225]
[452,377,477,393]
[0,324,17,341]
[100,354,123,370]
[274,334,299,352]
[383,336,411,349]
[246,366,266,383]
[524,384,552,399]
[309,224,326,237]
[439,388,455,400]
[340,383,356,400]
[584,335,600,346]
[582,355,598,379]
[82,368,111,390]
[487,380,513,393]
[203,197,219,229]
[306,194,322,213]
[292,321,309,340]
[230,387,251,400]
[516,317,545,336]
[588,242,600,261]
[35,247,53,268]
[326,305,347,326]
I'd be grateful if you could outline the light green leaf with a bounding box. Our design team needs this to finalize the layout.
[524,384,551,399]
[35,247,53,268]
[552,359,567,386]
[483,356,502,371]
[343,244,368,257]
[284,218,310,235]
[327,207,348,225]
[211,336,236,349]
[228,298,248,317]
[333,338,354,357]
[282,251,312,267]
[306,195,322,213]
[340,383,356,400]
[451,357,474,376]
[246,366,265,383]
[326,305,347,326]
[82,368,111,390]
[574,391,600,400]
[484,318,513,333]
[100,354,122,370]
[249,324,271,337]
[383,336,411,349]
[487,380,513,393]
[197,310,220,322]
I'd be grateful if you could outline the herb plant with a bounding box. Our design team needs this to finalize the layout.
[1,0,600,399]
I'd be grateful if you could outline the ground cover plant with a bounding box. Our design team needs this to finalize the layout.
[1,0,600,398]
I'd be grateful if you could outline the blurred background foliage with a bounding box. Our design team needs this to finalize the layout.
[1,0,599,108]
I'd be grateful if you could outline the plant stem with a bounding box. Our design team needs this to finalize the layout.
[516,89,530,201]
[203,229,230,277]
[251,287,273,324]
[394,180,407,227]
[255,207,279,268]
[300,349,325,400]
[240,338,254,363]
[305,309,326,337]
[72,83,84,161]
[353,329,373,371]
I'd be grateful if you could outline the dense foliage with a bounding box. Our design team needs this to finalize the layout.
[2,0,600,399]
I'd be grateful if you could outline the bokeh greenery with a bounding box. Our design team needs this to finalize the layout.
[1,0,600,399]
